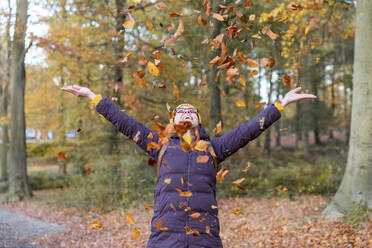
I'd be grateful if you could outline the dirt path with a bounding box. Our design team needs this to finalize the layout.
[0,208,65,248]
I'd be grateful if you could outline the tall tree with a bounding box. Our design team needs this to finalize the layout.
[0,0,12,182]
[8,0,32,201]
[322,0,372,218]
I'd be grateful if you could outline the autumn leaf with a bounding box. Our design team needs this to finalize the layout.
[131,228,140,240]
[189,212,200,218]
[126,213,135,225]
[120,53,132,63]
[169,12,182,17]
[213,13,224,21]
[197,155,209,163]
[180,141,191,152]
[175,188,192,197]
[248,70,258,76]
[133,72,149,87]
[206,226,212,236]
[156,1,167,9]
[147,20,153,31]
[244,1,252,8]
[155,220,169,231]
[235,100,245,107]
[211,205,218,209]
[262,26,278,40]
[283,73,291,86]
[173,84,179,101]
[214,121,222,136]
[249,14,256,21]
[147,132,153,140]
[194,140,209,151]
[147,142,161,151]
[242,161,251,172]
[216,167,229,183]
[246,58,259,68]
[239,75,246,87]
[200,74,207,87]
[209,56,221,67]
[255,102,266,109]
[57,152,67,162]
[122,13,135,29]
[138,56,147,65]
[86,167,90,176]
[89,221,103,230]
[282,187,288,192]
[232,178,246,185]
[170,203,177,211]
[164,178,171,184]
[143,203,154,211]
[198,15,207,25]
[147,61,159,77]
[260,57,275,68]
[232,208,241,215]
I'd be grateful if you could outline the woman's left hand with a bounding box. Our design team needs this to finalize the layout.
[281,87,317,107]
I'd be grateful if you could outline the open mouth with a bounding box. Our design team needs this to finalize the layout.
[182,116,193,121]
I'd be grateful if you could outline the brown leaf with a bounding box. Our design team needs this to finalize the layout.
[173,84,179,101]
[255,102,266,109]
[260,57,275,68]
[122,13,135,29]
[209,56,221,67]
[169,12,182,17]
[242,161,251,172]
[138,56,147,65]
[216,168,229,183]
[147,20,153,31]
[246,58,259,68]
[214,121,222,136]
[120,53,132,63]
[283,73,291,86]
[131,228,140,240]
[232,208,241,215]
[180,141,191,152]
[244,1,252,8]
[235,100,245,107]
[232,178,246,184]
[170,203,177,211]
[143,203,154,211]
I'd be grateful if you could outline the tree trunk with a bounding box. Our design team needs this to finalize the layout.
[8,0,32,201]
[0,0,12,182]
[208,0,222,135]
[322,0,372,219]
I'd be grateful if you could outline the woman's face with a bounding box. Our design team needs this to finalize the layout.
[174,107,199,128]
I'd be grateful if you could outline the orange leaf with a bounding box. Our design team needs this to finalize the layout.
[173,84,179,101]
[283,73,291,86]
[209,56,221,67]
[244,1,252,8]
[156,2,167,9]
[242,161,251,172]
[126,213,135,225]
[232,208,241,215]
[175,188,192,197]
[212,13,224,21]
[122,13,135,29]
[155,220,169,231]
[89,221,103,230]
[235,100,245,107]
[143,203,154,211]
[189,212,200,218]
[194,140,209,151]
[169,12,182,17]
[197,155,209,163]
[214,121,222,136]
[239,75,246,87]
[216,168,229,183]
[164,178,171,184]
[232,177,246,184]
[86,167,91,176]
[131,228,140,240]
[147,20,153,31]
[255,102,266,109]
[246,58,259,68]
[57,152,67,162]
[260,57,275,68]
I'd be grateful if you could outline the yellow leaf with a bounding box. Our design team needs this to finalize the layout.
[131,228,140,240]
[242,161,251,172]
[213,121,222,136]
[126,213,135,225]
[147,20,153,31]
[255,102,266,109]
[235,100,245,107]
[89,220,103,230]
[164,178,171,184]
[213,13,224,21]
[147,61,159,77]
[194,140,209,151]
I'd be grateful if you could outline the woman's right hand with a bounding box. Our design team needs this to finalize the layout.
[60,85,96,100]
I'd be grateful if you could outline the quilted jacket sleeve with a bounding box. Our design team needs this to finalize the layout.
[94,96,159,159]
[211,104,281,163]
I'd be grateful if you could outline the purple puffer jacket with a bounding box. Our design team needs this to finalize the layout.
[95,97,281,248]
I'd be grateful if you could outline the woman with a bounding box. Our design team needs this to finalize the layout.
[61,85,316,247]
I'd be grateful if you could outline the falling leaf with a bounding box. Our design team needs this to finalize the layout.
[280,127,288,132]
[181,176,185,185]
[175,188,192,197]
[144,203,154,211]
[249,14,256,21]
[133,72,149,87]
[283,187,288,192]
[239,75,246,87]
[57,152,67,162]
[200,74,207,87]
[242,161,251,172]
[198,15,207,25]
[232,178,246,184]
[194,140,209,151]
[164,178,171,184]
[131,228,140,240]
[189,212,200,218]
[246,58,259,68]
[147,61,159,77]
[211,205,218,209]
[235,100,245,107]
[206,226,212,236]
[260,57,275,68]
[122,13,135,29]
[147,132,153,140]
[138,57,147,65]
[126,213,135,225]
[216,168,229,183]
[89,221,103,230]
[244,1,252,8]
[248,70,258,76]
[86,167,90,176]
[283,74,291,86]
[255,102,266,109]
[262,26,278,40]
[214,121,222,136]
[76,128,82,132]
[156,2,167,9]
[170,203,177,211]
[209,56,221,67]
[147,20,153,31]
[213,13,225,21]
[173,84,179,101]
[204,0,212,17]
[155,220,169,231]
[197,155,209,163]
[169,12,182,17]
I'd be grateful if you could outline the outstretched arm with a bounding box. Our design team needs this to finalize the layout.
[211,87,316,163]
[61,85,159,159]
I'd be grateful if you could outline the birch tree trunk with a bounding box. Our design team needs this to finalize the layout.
[322,0,372,218]
[7,0,32,201]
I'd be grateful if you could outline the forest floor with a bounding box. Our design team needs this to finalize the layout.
[0,190,371,248]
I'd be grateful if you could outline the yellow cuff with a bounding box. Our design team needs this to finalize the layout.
[91,94,103,107]
[274,101,285,112]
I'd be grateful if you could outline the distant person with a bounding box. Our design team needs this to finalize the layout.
[61,84,316,247]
